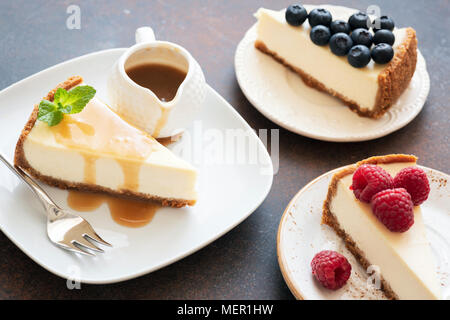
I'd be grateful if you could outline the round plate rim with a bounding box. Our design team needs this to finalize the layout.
[235,19,430,142]
[276,164,449,300]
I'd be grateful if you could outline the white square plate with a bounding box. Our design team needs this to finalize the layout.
[0,48,273,284]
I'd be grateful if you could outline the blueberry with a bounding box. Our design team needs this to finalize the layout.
[351,28,373,47]
[285,4,308,26]
[308,8,332,27]
[330,20,351,34]
[329,33,353,56]
[348,45,371,68]
[310,25,331,46]
[348,12,370,30]
[373,29,395,46]
[373,16,395,32]
[371,43,394,64]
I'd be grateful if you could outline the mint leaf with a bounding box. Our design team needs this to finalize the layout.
[63,85,96,114]
[53,88,69,105]
[59,103,73,114]
[37,85,96,126]
[37,100,57,117]
[41,110,64,126]
[37,100,64,126]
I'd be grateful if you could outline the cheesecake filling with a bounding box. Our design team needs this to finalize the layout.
[50,97,157,190]
[330,162,441,299]
[23,98,197,201]
[254,7,407,112]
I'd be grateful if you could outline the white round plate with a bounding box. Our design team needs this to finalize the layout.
[235,5,430,142]
[277,165,450,300]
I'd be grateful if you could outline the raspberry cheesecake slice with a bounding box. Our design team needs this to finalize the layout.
[323,154,441,299]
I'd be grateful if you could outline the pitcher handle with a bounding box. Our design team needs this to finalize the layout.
[135,27,156,44]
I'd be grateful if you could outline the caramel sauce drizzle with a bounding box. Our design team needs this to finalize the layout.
[152,107,170,138]
[51,98,162,228]
[67,191,160,228]
[50,98,156,192]
[83,155,97,184]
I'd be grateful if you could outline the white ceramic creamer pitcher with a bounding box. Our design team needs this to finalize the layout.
[107,27,206,138]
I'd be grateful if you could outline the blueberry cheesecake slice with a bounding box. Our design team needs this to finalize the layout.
[254,4,417,118]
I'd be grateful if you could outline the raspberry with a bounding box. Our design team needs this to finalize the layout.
[371,188,414,232]
[311,250,352,290]
[394,167,430,205]
[352,164,394,203]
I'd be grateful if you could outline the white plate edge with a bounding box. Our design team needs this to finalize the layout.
[234,21,430,142]
[277,164,450,299]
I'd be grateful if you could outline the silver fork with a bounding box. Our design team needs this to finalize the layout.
[0,152,111,256]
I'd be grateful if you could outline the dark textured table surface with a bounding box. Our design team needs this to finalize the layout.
[0,0,448,299]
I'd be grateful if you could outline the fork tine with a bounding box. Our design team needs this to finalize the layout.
[84,229,112,247]
[74,236,104,253]
[58,242,94,256]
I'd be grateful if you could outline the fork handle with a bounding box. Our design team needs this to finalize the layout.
[0,152,58,212]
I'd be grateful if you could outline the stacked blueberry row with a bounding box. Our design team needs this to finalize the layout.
[285,4,396,68]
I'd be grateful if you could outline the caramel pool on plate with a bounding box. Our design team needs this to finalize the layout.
[67,191,161,228]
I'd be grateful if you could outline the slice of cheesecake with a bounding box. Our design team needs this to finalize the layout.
[323,154,441,300]
[15,76,197,207]
[254,6,417,118]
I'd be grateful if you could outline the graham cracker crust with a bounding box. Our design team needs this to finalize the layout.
[14,76,195,208]
[322,154,417,300]
[254,28,417,119]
